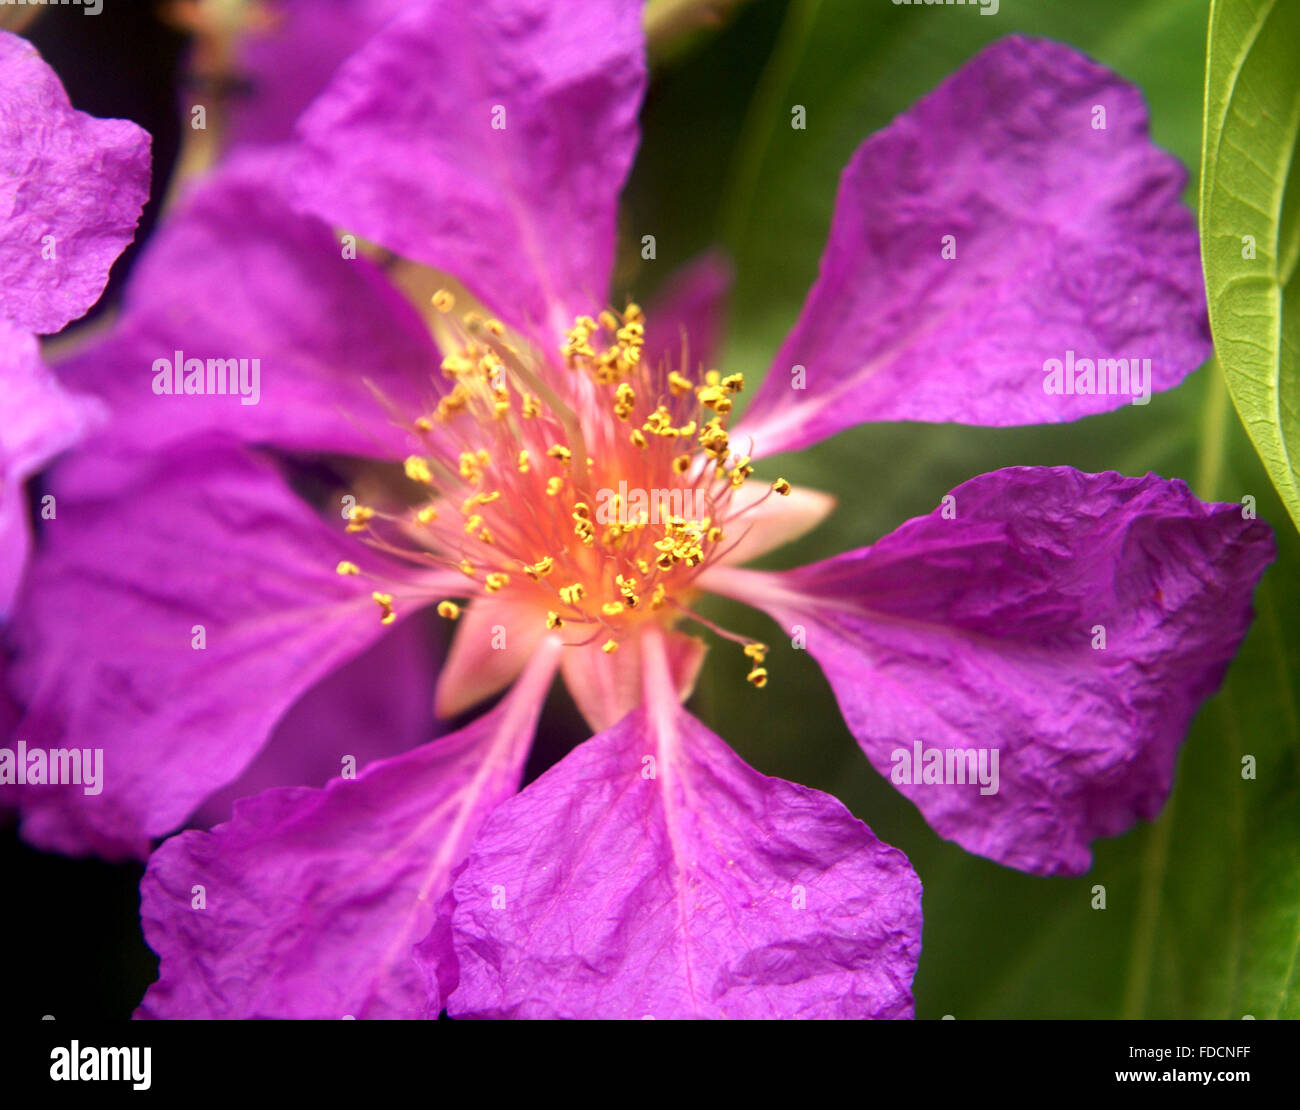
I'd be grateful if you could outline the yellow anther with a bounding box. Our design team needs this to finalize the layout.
[598,309,620,332]
[458,559,476,578]
[744,642,769,663]
[517,449,531,473]
[464,514,483,535]
[335,560,359,576]
[650,583,667,609]
[672,454,692,475]
[441,354,473,378]
[485,572,510,593]
[629,429,647,450]
[417,505,438,525]
[372,591,396,625]
[546,444,572,464]
[415,416,433,432]
[722,373,745,394]
[432,289,455,313]
[546,476,563,496]
[706,526,725,543]
[404,456,434,485]
[521,394,541,418]
[668,371,693,396]
[523,556,554,580]
[485,318,505,337]
[697,384,733,414]
[458,452,483,482]
[601,601,625,617]
[601,639,619,654]
[436,600,461,620]
[345,505,374,533]
[746,667,768,688]
[772,478,792,496]
[559,583,585,605]
[546,610,564,629]
[572,502,591,519]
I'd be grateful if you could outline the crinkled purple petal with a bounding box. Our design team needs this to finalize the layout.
[642,250,732,375]
[448,633,922,1019]
[225,0,406,149]
[54,150,438,460]
[191,611,443,829]
[0,319,101,614]
[293,0,646,340]
[0,30,150,334]
[702,468,1275,876]
[737,36,1210,457]
[8,437,456,860]
[137,643,557,1019]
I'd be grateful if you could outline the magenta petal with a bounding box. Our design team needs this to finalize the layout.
[737,36,1210,457]
[0,320,100,613]
[642,250,732,375]
[293,0,646,339]
[8,439,449,860]
[55,151,438,460]
[0,31,150,334]
[138,643,558,1019]
[448,694,921,1017]
[191,612,442,829]
[226,0,407,150]
[704,468,1275,876]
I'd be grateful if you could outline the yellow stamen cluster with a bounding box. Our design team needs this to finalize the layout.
[343,304,790,681]
[562,305,645,383]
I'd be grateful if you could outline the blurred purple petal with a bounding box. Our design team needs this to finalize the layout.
[56,151,438,460]
[226,0,406,149]
[0,320,101,613]
[293,0,646,340]
[642,250,732,375]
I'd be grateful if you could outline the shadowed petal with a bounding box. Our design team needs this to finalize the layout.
[55,151,439,460]
[8,437,456,859]
[642,250,732,376]
[736,36,1210,457]
[434,597,547,719]
[702,468,1275,875]
[0,321,101,613]
[560,626,706,732]
[226,0,407,150]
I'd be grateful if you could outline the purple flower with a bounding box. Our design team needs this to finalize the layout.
[6,2,1274,1019]
[0,31,150,614]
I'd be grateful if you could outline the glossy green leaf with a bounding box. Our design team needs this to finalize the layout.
[1201,0,1300,533]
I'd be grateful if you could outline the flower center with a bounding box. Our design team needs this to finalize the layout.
[341,291,785,684]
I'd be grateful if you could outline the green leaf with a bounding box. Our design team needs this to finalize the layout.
[1201,0,1300,534]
